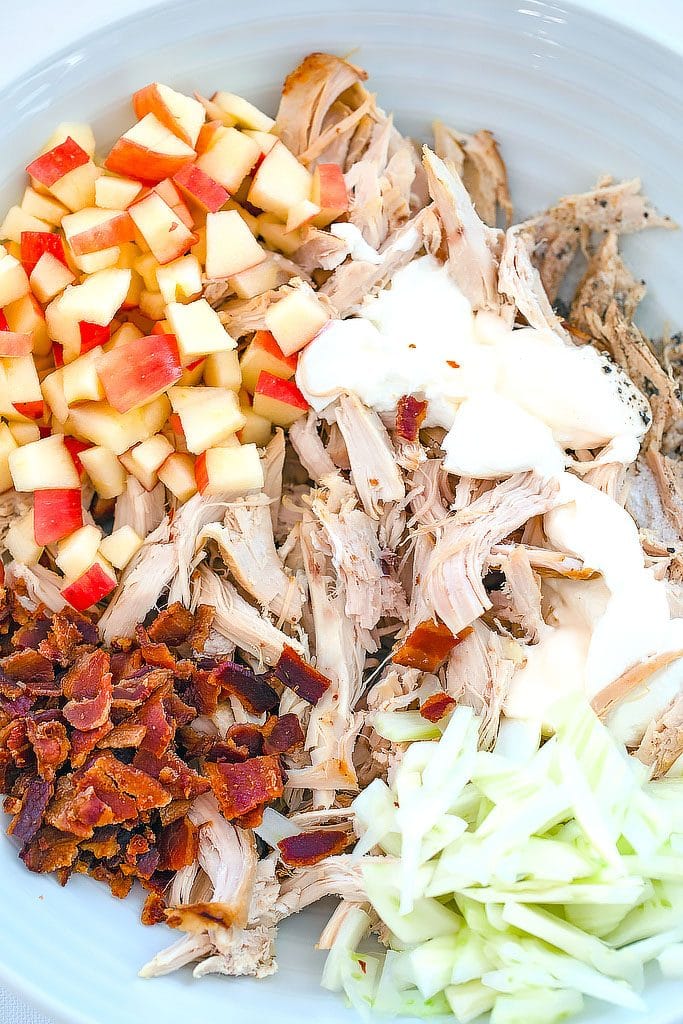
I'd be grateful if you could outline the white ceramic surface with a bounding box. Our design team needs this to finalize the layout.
[0,2,682,1022]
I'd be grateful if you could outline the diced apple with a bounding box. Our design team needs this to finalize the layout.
[33,488,83,545]
[21,187,68,227]
[62,347,106,406]
[264,283,330,356]
[6,509,42,565]
[157,451,196,503]
[212,92,274,131]
[169,385,245,453]
[63,436,91,477]
[105,113,196,183]
[133,83,205,148]
[129,191,197,265]
[79,321,111,354]
[96,332,180,413]
[247,142,312,220]
[79,445,127,497]
[46,268,131,362]
[195,119,225,154]
[311,163,349,227]
[95,174,143,210]
[20,230,66,275]
[41,123,96,159]
[30,252,75,303]
[0,423,17,492]
[195,443,263,497]
[9,433,80,491]
[285,199,321,234]
[237,404,272,446]
[1,206,51,244]
[229,257,284,300]
[134,251,162,291]
[5,355,42,418]
[196,126,260,193]
[65,394,170,455]
[242,129,279,157]
[172,163,228,214]
[240,330,297,394]
[63,207,135,257]
[108,323,144,350]
[99,525,143,570]
[205,209,265,279]
[253,370,308,427]
[151,179,195,230]
[119,433,173,490]
[204,349,241,390]
[51,162,101,213]
[156,254,202,304]
[41,369,68,422]
[8,422,40,447]
[27,136,90,188]
[6,293,51,357]
[139,290,167,321]
[178,358,205,386]
[0,323,32,357]
[55,523,102,578]
[0,248,30,307]
[166,298,235,363]
[191,225,206,264]
[256,213,305,256]
[61,557,117,610]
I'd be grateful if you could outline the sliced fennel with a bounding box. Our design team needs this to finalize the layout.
[323,697,683,1022]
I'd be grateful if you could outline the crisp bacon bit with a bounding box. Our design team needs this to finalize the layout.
[146,602,195,645]
[262,713,305,755]
[137,692,175,757]
[70,722,113,767]
[38,614,84,666]
[212,660,279,714]
[81,828,119,859]
[133,749,210,801]
[98,721,147,749]
[26,719,70,782]
[157,815,199,871]
[21,826,80,873]
[46,785,114,839]
[393,621,473,672]
[158,798,192,827]
[420,692,457,723]
[188,604,214,652]
[12,618,51,651]
[1,649,54,683]
[135,625,177,670]
[75,752,171,823]
[215,723,264,762]
[205,755,284,821]
[141,891,167,926]
[395,394,427,442]
[8,779,53,844]
[274,646,331,705]
[189,667,220,715]
[278,829,351,866]
[62,649,112,731]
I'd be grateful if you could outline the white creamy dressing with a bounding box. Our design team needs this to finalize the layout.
[296,256,683,744]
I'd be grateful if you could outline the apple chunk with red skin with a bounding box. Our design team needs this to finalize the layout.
[63,208,135,256]
[33,488,83,545]
[172,163,228,214]
[247,141,312,220]
[105,114,196,184]
[205,210,266,279]
[195,443,263,498]
[240,330,297,393]
[61,558,117,611]
[253,371,308,427]
[96,333,181,413]
[129,191,197,266]
[311,163,349,227]
[9,433,81,491]
[264,283,330,357]
[133,84,205,149]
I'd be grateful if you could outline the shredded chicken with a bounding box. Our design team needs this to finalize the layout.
[433,122,512,227]
[5,561,67,613]
[493,545,544,643]
[113,477,165,538]
[636,692,683,777]
[335,394,405,517]
[275,855,369,918]
[446,619,517,749]
[498,223,568,336]
[289,412,337,484]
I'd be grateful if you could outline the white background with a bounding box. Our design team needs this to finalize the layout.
[0,0,679,1021]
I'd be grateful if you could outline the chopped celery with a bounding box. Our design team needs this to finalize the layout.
[406,934,461,999]
[445,980,497,1023]
[372,710,440,742]
[490,989,584,1024]
[657,943,683,978]
[321,906,372,992]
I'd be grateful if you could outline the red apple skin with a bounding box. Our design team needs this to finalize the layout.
[33,488,83,545]
[194,450,209,494]
[26,138,90,188]
[61,562,116,610]
[255,370,308,409]
[97,332,182,413]
[13,401,44,421]
[105,140,193,185]
[20,231,68,275]
[63,437,91,477]
[133,84,196,148]
[150,180,195,229]
[173,164,229,213]
[253,330,298,370]
[315,164,348,212]
[79,321,111,354]
[195,121,222,156]
[53,343,64,369]
[0,331,33,357]
[68,212,136,256]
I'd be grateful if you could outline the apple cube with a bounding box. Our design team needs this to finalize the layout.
[204,349,241,390]
[96,332,181,414]
[247,142,312,220]
[63,437,91,477]
[20,230,66,275]
[242,129,279,158]
[6,509,42,565]
[62,347,106,406]
[9,433,80,491]
[6,355,42,417]
[7,421,39,447]
[264,283,330,356]
[238,405,272,446]
[133,83,205,148]
[79,445,127,497]
[256,213,305,256]
[134,252,162,291]
[0,423,18,492]
[229,257,284,300]
[129,191,196,265]
[30,252,75,303]
[139,290,167,321]
[51,162,101,213]
[155,254,202,304]
[5,293,51,357]
[66,394,170,455]
[172,163,228,214]
[311,163,349,227]
[157,451,197,503]
[99,525,143,570]
[195,443,264,497]
[40,123,96,159]
[0,324,32,357]
[27,136,90,188]
[253,370,308,427]
[46,268,131,362]
[240,330,297,393]
[151,180,194,228]
[205,210,265,279]
[55,523,102,579]
[95,174,144,210]
[21,187,69,227]
[0,248,30,307]
[63,207,135,257]
[119,433,173,490]
[285,199,321,234]
[178,359,205,386]
[166,298,235,363]
[212,93,274,132]
[108,323,144,350]
[61,558,117,611]
[0,206,51,244]
[169,385,245,453]
[196,126,260,193]
[33,488,83,545]
[41,369,68,422]
[105,113,196,184]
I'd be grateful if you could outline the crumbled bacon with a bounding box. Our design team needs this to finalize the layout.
[205,755,284,821]
[211,660,280,714]
[146,603,195,646]
[157,815,199,871]
[1,648,54,683]
[393,620,472,672]
[188,604,214,652]
[262,713,305,755]
[395,394,427,442]
[141,891,167,926]
[420,692,457,722]
[8,779,52,844]
[274,645,331,705]
[62,649,112,731]
[278,829,351,866]
[26,719,70,781]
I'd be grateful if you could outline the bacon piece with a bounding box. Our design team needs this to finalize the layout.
[62,649,112,731]
[70,722,113,767]
[110,649,144,684]
[158,798,192,827]
[137,692,175,757]
[211,661,279,714]
[111,667,170,710]
[1,692,34,720]
[135,625,177,671]
[81,827,119,858]
[26,719,69,782]
[46,784,114,838]
[8,779,52,844]
[262,713,305,755]
[89,863,134,899]
[215,722,264,762]
[420,692,457,723]
[0,673,23,699]
[395,394,427,442]
[141,891,167,925]
[38,614,84,666]
[75,752,171,824]
[12,618,51,651]
[0,649,54,683]
[393,621,472,672]
[98,721,147,749]
[157,815,199,871]
[21,826,80,873]
[274,645,330,705]
[189,667,220,715]
[188,604,214,652]
[205,755,284,821]
[147,602,195,645]
[278,828,351,866]
[133,749,210,801]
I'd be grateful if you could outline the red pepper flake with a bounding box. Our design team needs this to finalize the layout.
[273,646,330,705]
[395,394,427,442]
[420,692,457,723]
[205,755,284,821]
[393,621,473,673]
[278,828,351,866]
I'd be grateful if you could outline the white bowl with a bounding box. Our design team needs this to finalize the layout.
[1,2,682,1022]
